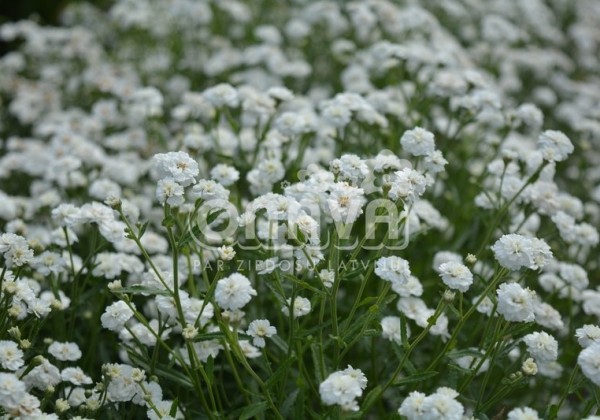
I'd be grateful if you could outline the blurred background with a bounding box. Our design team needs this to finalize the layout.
[0,0,112,55]
[0,0,111,25]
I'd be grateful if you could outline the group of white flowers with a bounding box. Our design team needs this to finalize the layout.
[0,0,599,418]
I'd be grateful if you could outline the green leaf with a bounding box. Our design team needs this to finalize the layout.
[153,364,195,389]
[281,389,300,417]
[205,355,214,383]
[392,370,438,386]
[311,343,324,384]
[270,334,289,354]
[207,208,227,225]
[361,385,383,413]
[546,404,559,419]
[282,274,326,296]
[239,401,269,420]
[169,398,179,417]
[162,215,176,228]
[192,331,227,342]
[266,356,296,388]
[137,220,149,239]
[362,328,381,337]
[116,286,170,296]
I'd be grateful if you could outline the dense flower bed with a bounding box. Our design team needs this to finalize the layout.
[0,0,599,418]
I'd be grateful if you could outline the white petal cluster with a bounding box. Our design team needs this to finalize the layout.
[400,127,436,157]
[491,234,552,271]
[215,273,257,311]
[0,341,24,371]
[319,366,367,412]
[399,387,464,420]
[537,130,574,162]
[578,343,600,386]
[246,319,277,348]
[48,341,82,362]
[438,261,473,293]
[522,331,558,363]
[101,301,135,332]
[388,168,427,204]
[496,282,536,322]
[507,407,541,420]
[375,256,411,289]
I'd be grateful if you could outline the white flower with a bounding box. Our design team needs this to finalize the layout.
[190,179,230,201]
[388,168,427,204]
[432,251,463,273]
[152,151,199,186]
[217,245,236,261]
[533,301,564,331]
[507,406,541,420]
[438,262,473,292]
[327,182,366,223]
[23,358,61,391]
[104,364,140,403]
[156,178,185,206]
[0,233,33,268]
[239,340,262,359]
[400,127,436,157]
[274,111,313,136]
[61,367,93,386]
[319,269,335,288]
[189,340,223,363]
[491,234,552,271]
[576,325,600,348]
[215,273,257,310]
[147,400,184,420]
[282,296,311,317]
[246,319,277,348]
[203,83,239,108]
[48,341,82,362]
[537,130,574,162]
[31,251,67,276]
[0,372,27,410]
[381,316,410,344]
[578,343,600,386]
[319,366,367,412]
[330,154,369,185]
[424,150,448,174]
[420,388,465,420]
[522,331,558,363]
[210,164,240,187]
[375,256,411,287]
[496,282,536,322]
[101,301,135,332]
[321,101,352,128]
[522,358,538,376]
[0,341,24,371]
[399,391,428,418]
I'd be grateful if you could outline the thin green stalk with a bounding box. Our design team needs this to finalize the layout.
[475,163,546,259]
[552,365,580,417]
[360,300,447,414]
[425,268,508,373]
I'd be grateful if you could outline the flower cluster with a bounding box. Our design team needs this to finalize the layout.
[0,0,599,418]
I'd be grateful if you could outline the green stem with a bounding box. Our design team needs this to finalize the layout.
[424,268,508,373]
[360,300,447,414]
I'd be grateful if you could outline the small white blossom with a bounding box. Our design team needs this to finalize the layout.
[496,283,536,322]
[215,273,257,310]
[537,130,574,162]
[438,262,473,292]
[319,366,367,412]
[246,319,277,348]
